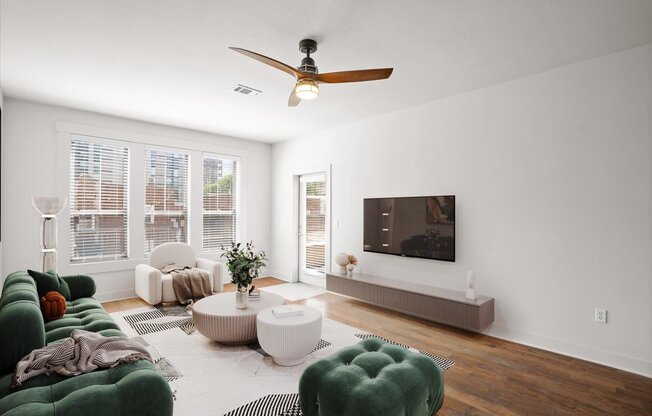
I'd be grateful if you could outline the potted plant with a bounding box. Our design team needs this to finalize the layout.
[221,242,268,309]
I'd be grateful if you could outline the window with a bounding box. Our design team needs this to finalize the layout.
[203,155,239,251]
[69,136,129,263]
[301,175,327,273]
[144,148,189,254]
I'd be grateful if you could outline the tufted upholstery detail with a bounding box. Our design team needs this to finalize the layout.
[0,271,173,416]
[42,297,122,344]
[299,337,445,416]
[0,361,171,416]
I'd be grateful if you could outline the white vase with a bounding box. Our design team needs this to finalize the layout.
[235,287,249,309]
[335,252,349,274]
[465,270,476,300]
[346,264,355,276]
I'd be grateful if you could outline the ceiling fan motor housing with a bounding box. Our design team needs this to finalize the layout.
[298,39,318,74]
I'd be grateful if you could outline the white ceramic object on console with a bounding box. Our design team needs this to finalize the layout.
[465,270,476,300]
[335,252,349,274]
[257,305,322,366]
[346,263,355,276]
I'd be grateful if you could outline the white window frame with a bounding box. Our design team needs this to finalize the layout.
[55,122,249,275]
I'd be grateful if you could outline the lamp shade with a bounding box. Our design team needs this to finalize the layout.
[31,197,68,215]
[294,79,319,100]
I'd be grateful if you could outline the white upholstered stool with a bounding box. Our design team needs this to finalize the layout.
[256,305,322,366]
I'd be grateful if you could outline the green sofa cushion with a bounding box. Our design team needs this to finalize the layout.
[42,298,122,344]
[60,275,96,299]
[0,361,173,416]
[299,337,445,416]
[0,273,46,375]
[26,270,71,301]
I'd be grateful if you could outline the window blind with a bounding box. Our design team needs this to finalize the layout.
[69,136,129,263]
[203,155,238,251]
[301,175,327,273]
[145,148,189,254]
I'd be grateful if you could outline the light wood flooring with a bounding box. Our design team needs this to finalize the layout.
[103,277,652,416]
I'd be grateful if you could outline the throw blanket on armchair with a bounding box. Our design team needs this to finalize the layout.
[13,329,152,387]
[162,264,213,305]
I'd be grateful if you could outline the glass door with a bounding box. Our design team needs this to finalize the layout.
[298,173,327,287]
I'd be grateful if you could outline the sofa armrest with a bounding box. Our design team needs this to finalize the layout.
[135,264,163,305]
[60,274,97,299]
[197,258,223,293]
[0,301,46,374]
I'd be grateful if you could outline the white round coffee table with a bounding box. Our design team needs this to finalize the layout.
[256,305,322,366]
[192,292,285,345]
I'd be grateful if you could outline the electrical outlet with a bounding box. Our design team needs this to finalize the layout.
[595,308,607,324]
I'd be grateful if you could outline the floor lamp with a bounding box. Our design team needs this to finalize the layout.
[30,197,67,272]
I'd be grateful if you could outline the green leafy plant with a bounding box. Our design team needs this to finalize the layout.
[221,241,267,290]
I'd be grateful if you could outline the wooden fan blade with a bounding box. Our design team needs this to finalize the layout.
[288,91,301,107]
[229,47,304,79]
[315,68,393,84]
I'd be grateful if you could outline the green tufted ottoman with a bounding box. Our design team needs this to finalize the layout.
[299,337,445,416]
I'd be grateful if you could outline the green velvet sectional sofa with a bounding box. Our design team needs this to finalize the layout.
[0,271,173,416]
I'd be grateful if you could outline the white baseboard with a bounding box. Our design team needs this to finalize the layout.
[488,324,652,378]
[267,271,292,282]
[95,289,136,303]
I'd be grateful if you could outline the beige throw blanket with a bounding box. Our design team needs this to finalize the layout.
[162,264,212,305]
[13,329,152,387]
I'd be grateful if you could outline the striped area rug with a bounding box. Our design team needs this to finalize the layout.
[122,305,193,335]
[354,333,455,371]
[112,307,454,416]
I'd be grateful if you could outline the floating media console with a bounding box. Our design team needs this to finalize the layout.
[326,272,494,332]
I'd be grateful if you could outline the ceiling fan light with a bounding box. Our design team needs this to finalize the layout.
[294,79,319,100]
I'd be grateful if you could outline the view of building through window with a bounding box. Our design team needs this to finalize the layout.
[304,179,326,273]
[203,156,238,251]
[69,136,129,263]
[144,148,189,254]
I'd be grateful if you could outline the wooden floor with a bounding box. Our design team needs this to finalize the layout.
[103,277,652,416]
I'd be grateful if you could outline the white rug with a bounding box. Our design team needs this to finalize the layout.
[259,283,326,301]
[111,303,453,416]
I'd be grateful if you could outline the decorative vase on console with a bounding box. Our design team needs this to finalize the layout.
[465,270,476,300]
[221,241,268,309]
[335,252,349,274]
[346,255,358,276]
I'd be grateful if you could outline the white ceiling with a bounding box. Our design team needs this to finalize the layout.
[2,1,652,143]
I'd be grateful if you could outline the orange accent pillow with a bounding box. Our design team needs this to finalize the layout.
[40,291,67,321]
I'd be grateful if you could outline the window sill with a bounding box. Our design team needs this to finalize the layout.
[59,252,226,275]
[60,258,144,275]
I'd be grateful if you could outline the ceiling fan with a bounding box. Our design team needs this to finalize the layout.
[229,39,393,106]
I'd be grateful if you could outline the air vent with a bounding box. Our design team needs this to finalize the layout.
[232,84,261,96]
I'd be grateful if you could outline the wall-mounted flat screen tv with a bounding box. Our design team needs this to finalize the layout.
[363,196,455,262]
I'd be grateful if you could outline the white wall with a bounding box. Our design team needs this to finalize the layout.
[1,99,271,300]
[0,87,4,283]
[270,44,652,376]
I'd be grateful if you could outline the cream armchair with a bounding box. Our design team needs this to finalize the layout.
[135,242,223,305]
